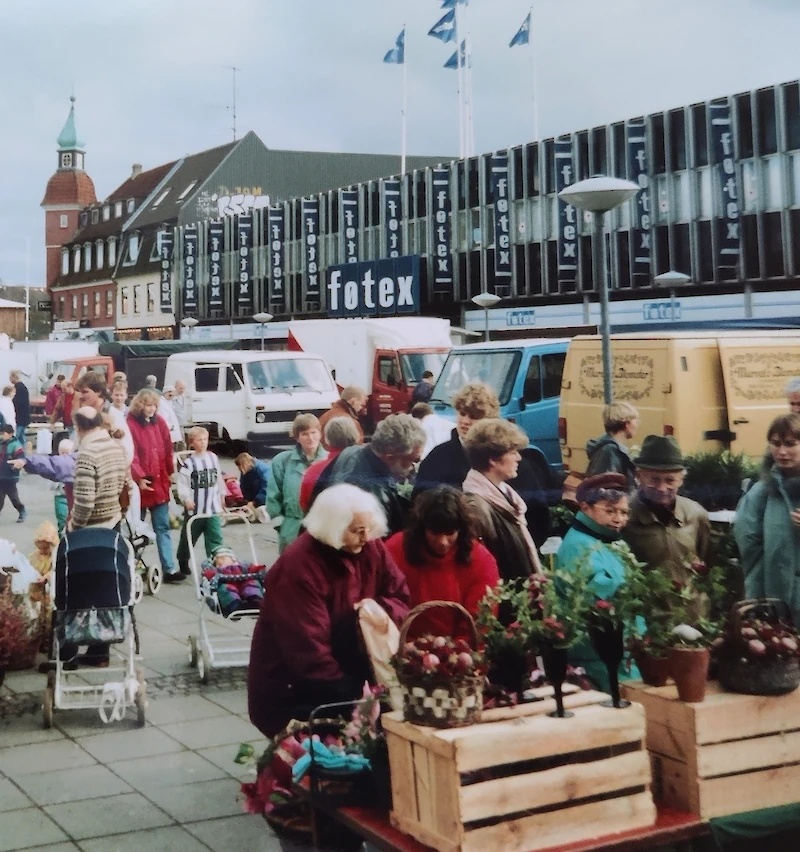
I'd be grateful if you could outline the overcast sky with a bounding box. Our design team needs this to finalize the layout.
[1,0,798,288]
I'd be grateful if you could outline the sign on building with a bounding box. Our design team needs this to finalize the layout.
[268,205,286,311]
[555,136,577,288]
[182,225,198,314]
[431,168,453,295]
[341,190,359,263]
[207,220,224,312]
[490,153,512,282]
[302,199,320,301]
[626,118,651,286]
[383,179,403,258]
[158,227,174,313]
[326,255,420,318]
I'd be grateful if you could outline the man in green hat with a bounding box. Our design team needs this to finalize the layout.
[623,435,710,611]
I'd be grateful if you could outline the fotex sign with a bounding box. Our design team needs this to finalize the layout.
[326,255,420,317]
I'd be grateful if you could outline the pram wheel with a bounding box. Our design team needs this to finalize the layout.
[43,686,54,729]
[147,563,162,596]
[187,635,198,668]
[133,573,144,604]
[197,647,211,683]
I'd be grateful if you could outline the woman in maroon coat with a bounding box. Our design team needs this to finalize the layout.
[126,389,179,581]
[248,483,410,738]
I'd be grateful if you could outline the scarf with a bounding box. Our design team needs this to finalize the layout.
[463,469,542,573]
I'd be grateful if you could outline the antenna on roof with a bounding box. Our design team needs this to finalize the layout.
[223,65,239,141]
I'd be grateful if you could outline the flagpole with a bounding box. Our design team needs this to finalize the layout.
[466,39,475,157]
[529,4,539,141]
[455,6,464,158]
[401,23,407,175]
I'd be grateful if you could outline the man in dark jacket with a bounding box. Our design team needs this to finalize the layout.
[413,382,551,545]
[9,371,30,446]
[410,370,435,405]
[312,413,425,535]
[585,401,639,488]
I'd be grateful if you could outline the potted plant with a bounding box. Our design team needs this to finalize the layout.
[0,587,33,687]
[682,450,760,511]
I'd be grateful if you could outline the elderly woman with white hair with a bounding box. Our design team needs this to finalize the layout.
[248,483,410,738]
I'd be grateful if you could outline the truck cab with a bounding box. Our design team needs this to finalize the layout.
[370,347,450,422]
[429,338,569,482]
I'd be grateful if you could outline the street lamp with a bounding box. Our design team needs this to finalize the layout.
[180,317,199,340]
[558,176,640,404]
[471,292,501,343]
[654,270,691,324]
[252,312,274,352]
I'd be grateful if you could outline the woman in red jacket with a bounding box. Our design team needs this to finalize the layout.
[386,485,499,639]
[126,389,179,582]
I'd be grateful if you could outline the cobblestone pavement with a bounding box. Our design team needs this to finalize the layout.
[0,462,306,852]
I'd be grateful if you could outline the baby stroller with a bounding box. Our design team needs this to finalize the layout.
[186,511,264,683]
[126,517,162,603]
[43,527,145,728]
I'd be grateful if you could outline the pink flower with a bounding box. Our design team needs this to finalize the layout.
[748,639,767,657]
[422,653,440,670]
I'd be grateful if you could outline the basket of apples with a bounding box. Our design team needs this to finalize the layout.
[392,601,487,729]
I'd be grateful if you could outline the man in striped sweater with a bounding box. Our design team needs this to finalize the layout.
[176,426,227,576]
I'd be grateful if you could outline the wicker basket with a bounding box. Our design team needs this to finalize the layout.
[396,601,484,729]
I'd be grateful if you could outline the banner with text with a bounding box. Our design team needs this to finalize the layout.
[555,136,577,288]
[490,153,512,281]
[341,190,359,263]
[236,214,253,308]
[626,118,651,286]
[207,220,224,312]
[268,206,286,311]
[710,99,741,275]
[431,168,453,295]
[182,225,198,314]
[158,227,174,313]
[327,255,420,318]
[383,179,403,258]
[302,199,320,301]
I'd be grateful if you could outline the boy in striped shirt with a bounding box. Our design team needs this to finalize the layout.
[177,426,227,576]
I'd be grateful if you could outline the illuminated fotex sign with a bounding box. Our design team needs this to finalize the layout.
[326,255,420,317]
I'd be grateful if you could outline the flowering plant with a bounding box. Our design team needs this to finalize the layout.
[530,568,592,650]
[726,618,800,663]
[476,577,547,658]
[392,634,486,683]
[0,585,35,667]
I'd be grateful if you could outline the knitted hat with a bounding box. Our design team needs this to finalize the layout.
[633,435,685,471]
[34,520,59,547]
[575,473,629,504]
[212,545,237,561]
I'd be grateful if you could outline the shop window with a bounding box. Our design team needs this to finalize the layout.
[757,87,777,155]
[655,225,670,275]
[668,109,687,171]
[692,104,708,167]
[580,235,594,291]
[791,210,800,273]
[546,241,558,294]
[673,224,691,275]
[616,231,631,289]
[526,242,542,295]
[736,94,754,159]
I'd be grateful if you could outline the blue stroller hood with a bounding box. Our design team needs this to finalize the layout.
[55,528,133,611]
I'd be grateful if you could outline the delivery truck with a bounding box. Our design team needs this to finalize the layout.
[559,330,800,471]
[285,318,452,426]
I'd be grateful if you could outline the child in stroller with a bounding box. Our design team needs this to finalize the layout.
[201,545,265,617]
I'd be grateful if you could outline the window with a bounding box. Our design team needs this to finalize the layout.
[195,367,220,393]
[225,365,244,392]
[82,293,88,317]
[59,296,65,317]
[668,109,687,171]
[651,114,666,173]
[736,94,754,158]
[83,243,91,271]
[61,152,72,168]
[71,295,77,315]
[692,104,708,167]
[152,188,170,208]
[128,234,139,263]
[61,250,69,275]
[133,284,141,314]
[96,240,104,268]
[80,212,88,227]
[147,284,155,313]
[612,123,625,177]
[377,356,400,386]
[757,87,777,155]
[114,201,123,217]
[103,205,110,221]
[591,127,607,175]
[177,180,198,201]
[542,353,566,398]
[73,246,80,272]
[91,209,99,224]
[108,238,117,266]
[522,357,542,404]
[94,291,100,317]
[127,198,135,213]
[106,289,113,317]
[121,287,129,314]
[59,214,68,229]
[785,83,800,151]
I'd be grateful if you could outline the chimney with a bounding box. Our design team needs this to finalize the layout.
[131,163,142,179]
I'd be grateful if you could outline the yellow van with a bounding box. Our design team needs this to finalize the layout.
[559,331,800,471]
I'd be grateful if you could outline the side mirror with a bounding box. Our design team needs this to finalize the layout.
[519,398,527,411]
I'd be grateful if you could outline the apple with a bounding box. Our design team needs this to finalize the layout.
[422,653,440,671]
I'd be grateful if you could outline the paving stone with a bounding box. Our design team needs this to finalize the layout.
[112,751,227,791]
[196,742,268,779]
[54,709,148,738]
[45,791,174,840]
[160,714,260,750]
[144,694,229,726]
[0,670,47,695]
[0,740,96,778]
[15,845,81,852]
[185,814,290,852]
[78,825,211,852]
[14,763,133,806]
[0,713,67,746]
[77,725,184,763]
[204,688,248,715]
[0,807,69,851]
[0,777,33,811]
[150,777,244,822]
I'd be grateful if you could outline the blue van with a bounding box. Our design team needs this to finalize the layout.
[428,338,569,481]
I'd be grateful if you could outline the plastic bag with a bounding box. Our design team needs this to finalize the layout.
[356,599,403,711]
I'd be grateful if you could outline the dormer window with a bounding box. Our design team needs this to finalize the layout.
[80,212,88,227]
[61,249,69,275]
[103,205,110,221]
[83,243,92,271]
[114,201,123,218]
[96,240,104,268]
[152,188,171,208]
[126,234,140,264]
[73,246,80,273]
[75,153,84,169]
[108,237,117,266]
[91,209,99,224]
[127,198,135,213]
[61,152,73,168]
[178,180,198,200]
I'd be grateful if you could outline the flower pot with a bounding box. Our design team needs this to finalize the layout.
[633,650,671,687]
[667,647,710,702]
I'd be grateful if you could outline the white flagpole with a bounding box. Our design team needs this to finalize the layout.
[529,4,539,141]
[466,39,475,157]
[25,238,30,340]
[455,9,464,158]
[401,24,408,175]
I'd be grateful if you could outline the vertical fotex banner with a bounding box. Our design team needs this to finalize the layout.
[268,205,286,311]
[159,227,174,313]
[237,214,253,308]
[384,179,403,258]
[431,167,453,296]
[341,190,359,263]
[182,225,198,314]
[555,135,578,289]
[207,220,224,312]
[490,152,512,282]
[302,198,320,303]
[626,118,652,286]
[710,99,741,275]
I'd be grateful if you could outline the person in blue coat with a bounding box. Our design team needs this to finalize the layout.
[235,452,271,511]
[735,414,800,626]
[555,472,639,691]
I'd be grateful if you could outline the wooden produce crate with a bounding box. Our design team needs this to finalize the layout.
[383,688,656,852]
[621,680,800,819]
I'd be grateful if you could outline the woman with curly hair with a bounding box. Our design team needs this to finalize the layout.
[126,388,180,581]
[385,485,499,638]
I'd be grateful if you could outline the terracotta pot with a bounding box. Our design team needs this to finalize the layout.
[633,650,672,687]
[667,647,710,702]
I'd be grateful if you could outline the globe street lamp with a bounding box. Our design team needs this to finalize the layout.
[471,292,501,342]
[180,316,199,340]
[252,312,274,352]
[654,270,691,324]
[558,176,640,404]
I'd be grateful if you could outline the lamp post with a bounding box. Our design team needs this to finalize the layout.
[558,176,640,404]
[252,312,274,352]
[471,292,501,343]
[180,316,199,341]
[654,270,691,324]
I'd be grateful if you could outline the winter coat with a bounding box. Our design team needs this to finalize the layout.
[466,493,538,582]
[410,381,434,405]
[385,532,499,639]
[267,444,327,551]
[240,459,271,506]
[556,512,640,690]
[313,445,409,537]
[70,429,128,530]
[0,436,24,481]
[126,413,174,507]
[44,384,62,417]
[735,467,800,625]
[413,429,550,545]
[51,392,75,427]
[585,434,637,488]
[11,382,30,427]
[318,399,364,450]
[299,452,339,513]
[248,532,410,738]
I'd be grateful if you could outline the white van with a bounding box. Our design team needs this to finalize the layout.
[163,350,338,448]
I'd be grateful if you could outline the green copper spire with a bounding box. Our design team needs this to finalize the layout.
[57,95,84,151]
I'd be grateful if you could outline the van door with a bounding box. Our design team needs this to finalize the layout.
[718,339,800,458]
[370,351,406,422]
[516,351,566,467]
[190,365,224,433]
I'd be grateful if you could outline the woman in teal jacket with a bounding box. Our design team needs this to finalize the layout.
[267,414,327,552]
[555,472,638,691]
[735,414,800,626]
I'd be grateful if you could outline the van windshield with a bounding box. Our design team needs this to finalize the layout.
[431,350,522,406]
[246,359,333,394]
[399,351,448,384]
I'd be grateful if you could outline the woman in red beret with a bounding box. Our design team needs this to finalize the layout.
[554,473,639,690]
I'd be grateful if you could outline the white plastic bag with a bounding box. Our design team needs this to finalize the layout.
[356,598,403,711]
[36,427,53,455]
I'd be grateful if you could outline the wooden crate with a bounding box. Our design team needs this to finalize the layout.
[383,689,656,852]
[621,680,800,819]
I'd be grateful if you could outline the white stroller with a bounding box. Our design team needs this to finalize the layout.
[43,527,145,728]
[185,511,265,683]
